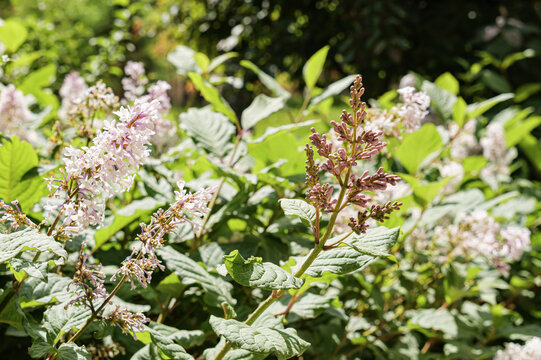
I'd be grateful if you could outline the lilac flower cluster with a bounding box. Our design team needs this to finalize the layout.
[429,210,530,271]
[0,200,40,233]
[494,337,541,360]
[67,244,150,338]
[46,98,161,234]
[113,181,215,289]
[0,84,35,139]
[364,86,430,138]
[122,61,148,102]
[480,122,512,182]
[305,75,402,238]
[60,78,118,124]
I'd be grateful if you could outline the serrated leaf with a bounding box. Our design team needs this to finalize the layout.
[149,328,194,360]
[56,343,91,360]
[224,250,303,290]
[158,247,235,306]
[9,258,48,282]
[303,45,329,91]
[209,316,310,360]
[0,137,46,212]
[19,274,72,307]
[0,228,67,263]
[203,338,269,360]
[395,124,442,174]
[180,107,236,157]
[44,304,91,344]
[279,199,316,226]
[310,75,356,105]
[240,60,290,99]
[298,227,400,278]
[188,73,238,123]
[241,94,285,130]
[29,341,55,358]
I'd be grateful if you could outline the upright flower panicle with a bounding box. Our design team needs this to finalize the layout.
[0,84,35,139]
[0,200,40,232]
[305,75,402,240]
[46,98,161,234]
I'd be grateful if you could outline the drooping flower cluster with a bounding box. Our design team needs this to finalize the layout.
[112,181,215,289]
[494,337,541,360]
[0,84,35,138]
[122,61,148,102]
[67,244,150,339]
[305,75,402,239]
[430,210,530,271]
[46,98,161,234]
[364,86,430,138]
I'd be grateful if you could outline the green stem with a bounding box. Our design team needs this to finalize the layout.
[294,92,311,123]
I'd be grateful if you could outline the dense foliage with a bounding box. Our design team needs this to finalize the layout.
[0,3,540,360]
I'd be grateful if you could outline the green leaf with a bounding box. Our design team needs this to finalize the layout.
[9,258,48,282]
[466,93,513,119]
[208,52,238,73]
[209,316,310,360]
[515,83,541,102]
[303,45,329,91]
[0,228,67,263]
[180,107,236,157]
[29,342,55,358]
[0,19,27,52]
[188,72,238,123]
[194,52,210,72]
[501,48,536,70]
[298,227,400,278]
[241,95,285,130]
[44,304,91,344]
[399,173,451,208]
[272,293,332,319]
[505,115,541,148]
[240,60,290,99]
[519,134,541,172]
[203,338,269,360]
[56,343,91,360]
[279,199,316,227]
[148,328,195,360]
[342,242,393,258]
[158,247,236,307]
[407,308,458,339]
[310,75,357,106]
[224,250,303,290]
[0,137,46,212]
[395,124,442,174]
[19,274,72,307]
[94,197,163,249]
[248,120,316,144]
[434,72,459,95]
[19,64,56,94]
[156,273,184,297]
[452,97,467,127]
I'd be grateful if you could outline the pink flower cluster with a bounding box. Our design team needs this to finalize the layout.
[433,210,530,271]
[113,181,215,289]
[305,75,402,237]
[122,61,148,102]
[364,86,430,137]
[46,98,161,234]
[0,84,35,138]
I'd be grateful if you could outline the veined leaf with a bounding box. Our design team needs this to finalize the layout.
[240,60,290,99]
[209,316,310,360]
[0,228,67,263]
[44,304,91,344]
[303,45,329,91]
[19,274,72,307]
[180,107,236,157]
[241,94,284,130]
[224,250,303,290]
[148,328,194,360]
[158,247,236,306]
[297,227,400,278]
[279,199,316,226]
[0,137,46,212]
[203,338,269,360]
[188,72,238,123]
[56,343,91,360]
[466,93,513,119]
[395,124,442,174]
[248,120,316,144]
